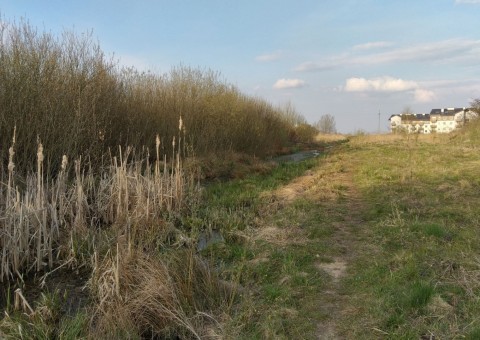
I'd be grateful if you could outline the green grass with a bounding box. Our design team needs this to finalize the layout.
[0,290,89,340]
[337,133,480,338]
[205,158,318,204]
[191,155,338,338]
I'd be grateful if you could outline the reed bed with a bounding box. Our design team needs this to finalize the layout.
[0,124,236,338]
[0,127,193,282]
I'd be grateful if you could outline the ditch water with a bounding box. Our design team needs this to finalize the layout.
[273,149,322,163]
[197,230,225,251]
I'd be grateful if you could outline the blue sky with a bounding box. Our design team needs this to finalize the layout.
[1,0,480,133]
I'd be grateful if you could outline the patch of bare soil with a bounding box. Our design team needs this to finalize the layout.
[254,225,309,246]
[316,259,347,282]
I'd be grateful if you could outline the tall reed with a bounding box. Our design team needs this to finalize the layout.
[0,129,194,282]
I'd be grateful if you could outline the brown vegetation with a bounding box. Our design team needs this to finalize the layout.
[0,19,311,176]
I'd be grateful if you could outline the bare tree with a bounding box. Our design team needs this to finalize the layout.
[401,106,414,115]
[471,98,480,114]
[315,114,336,134]
[280,101,306,126]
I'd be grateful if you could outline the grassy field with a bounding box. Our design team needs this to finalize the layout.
[191,126,480,338]
[2,123,480,338]
[337,131,480,339]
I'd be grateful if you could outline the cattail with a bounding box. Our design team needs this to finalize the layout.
[61,155,68,171]
[7,141,15,209]
[179,116,183,131]
[37,143,44,163]
[12,125,16,145]
[8,146,15,172]
[156,134,161,161]
[155,135,161,178]
[8,126,16,173]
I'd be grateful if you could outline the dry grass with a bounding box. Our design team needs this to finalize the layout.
[266,154,348,207]
[254,224,309,247]
[349,132,451,146]
[267,169,317,204]
[315,133,348,143]
[89,247,232,339]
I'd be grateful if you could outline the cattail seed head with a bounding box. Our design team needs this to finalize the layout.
[8,146,15,172]
[12,126,16,145]
[179,116,183,131]
[37,143,44,163]
[61,155,68,171]
[156,134,160,149]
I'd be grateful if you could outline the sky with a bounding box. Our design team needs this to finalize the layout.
[1,0,480,133]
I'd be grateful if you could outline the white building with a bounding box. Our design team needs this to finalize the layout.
[389,108,478,134]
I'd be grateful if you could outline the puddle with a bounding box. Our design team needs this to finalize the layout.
[197,230,225,251]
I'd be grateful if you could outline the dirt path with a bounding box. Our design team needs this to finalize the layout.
[314,168,366,339]
[271,153,366,339]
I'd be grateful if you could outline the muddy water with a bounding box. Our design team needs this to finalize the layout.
[273,150,321,163]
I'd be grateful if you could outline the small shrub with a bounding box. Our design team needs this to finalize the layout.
[406,281,434,310]
[423,223,449,239]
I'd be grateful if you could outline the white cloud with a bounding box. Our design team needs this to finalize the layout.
[273,78,306,89]
[294,60,339,72]
[344,76,437,103]
[414,89,436,102]
[345,76,418,92]
[255,51,282,62]
[352,41,393,51]
[455,0,480,3]
[360,39,480,64]
[295,39,480,72]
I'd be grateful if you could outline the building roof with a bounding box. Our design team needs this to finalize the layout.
[412,113,430,121]
[430,108,466,115]
[395,113,430,121]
